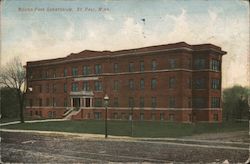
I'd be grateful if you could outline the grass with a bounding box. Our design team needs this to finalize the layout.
[1,118,19,123]
[0,117,47,123]
[1,120,248,138]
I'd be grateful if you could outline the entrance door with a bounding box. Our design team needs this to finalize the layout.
[73,98,80,107]
[86,98,90,107]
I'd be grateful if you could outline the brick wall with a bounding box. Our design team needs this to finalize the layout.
[25,42,226,123]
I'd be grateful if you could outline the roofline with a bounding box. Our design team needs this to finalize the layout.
[27,42,227,67]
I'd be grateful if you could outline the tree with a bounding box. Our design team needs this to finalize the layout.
[223,85,249,121]
[0,87,20,118]
[0,57,26,123]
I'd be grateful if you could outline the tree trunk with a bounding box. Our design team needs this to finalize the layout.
[17,90,24,123]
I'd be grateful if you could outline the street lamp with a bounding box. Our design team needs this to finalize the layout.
[130,106,134,137]
[104,94,109,138]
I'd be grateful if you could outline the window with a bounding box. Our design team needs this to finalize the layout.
[38,85,42,93]
[169,77,176,89]
[46,98,50,106]
[140,79,145,90]
[193,78,205,89]
[140,97,144,108]
[28,69,33,79]
[169,59,177,69]
[48,111,52,118]
[160,113,164,120]
[151,60,157,70]
[64,68,67,77]
[83,66,91,76]
[140,113,144,120]
[121,113,126,120]
[187,77,192,89]
[94,112,102,119]
[129,113,132,121]
[72,83,78,92]
[72,67,78,76]
[64,83,67,93]
[213,113,219,121]
[151,113,156,120]
[64,98,68,107]
[53,69,56,78]
[45,71,49,78]
[94,98,102,107]
[210,59,220,71]
[151,79,157,89]
[46,84,49,93]
[128,62,134,72]
[129,79,134,90]
[52,111,56,118]
[83,81,90,91]
[140,61,144,72]
[211,97,220,108]
[211,79,220,89]
[40,71,45,79]
[129,97,134,107]
[168,96,175,108]
[29,99,33,107]
[113,63,119,73]
[113,80,119,91]
[193,97,205,108]
[52,84,56,93]
[94,81,102,91]
[187,58,192,68]
[48,111,56,118]
[151,97,157,108]
[188,97,192,108]
[52,97,56,107]
[169,114,175,121]
[38,72,42,79]
[95,64,102,74]
[194,58,205,69]
[188,114,192,122]
[30,111,33,116]
[114,97,119,107]
[113,113,118,119]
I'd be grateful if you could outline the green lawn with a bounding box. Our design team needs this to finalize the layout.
[0,118,22,123]
[0,117,46,123]
[1,120,248,138]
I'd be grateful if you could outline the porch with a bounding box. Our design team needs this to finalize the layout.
[70,91,94,108]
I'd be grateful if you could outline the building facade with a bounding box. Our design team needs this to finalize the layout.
[25,42,226,122]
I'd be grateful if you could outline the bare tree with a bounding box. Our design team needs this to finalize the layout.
[0,57,26,123]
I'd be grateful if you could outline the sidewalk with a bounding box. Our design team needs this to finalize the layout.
[0,119,66,126]
[0,128,105,139]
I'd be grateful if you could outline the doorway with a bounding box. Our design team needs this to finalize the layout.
[86,98,90,107]
[73,98,80,107]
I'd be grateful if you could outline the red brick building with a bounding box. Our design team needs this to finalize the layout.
[25,42,226,122]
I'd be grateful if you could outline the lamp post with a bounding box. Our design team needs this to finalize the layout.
[104,94,109,138]
[130,106,134,137]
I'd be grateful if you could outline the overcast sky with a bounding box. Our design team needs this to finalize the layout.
[1,0,249,88]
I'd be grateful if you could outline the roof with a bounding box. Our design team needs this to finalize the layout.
[26,42,227,67]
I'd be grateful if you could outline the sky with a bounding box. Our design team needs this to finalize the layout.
[1,0,249,88]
